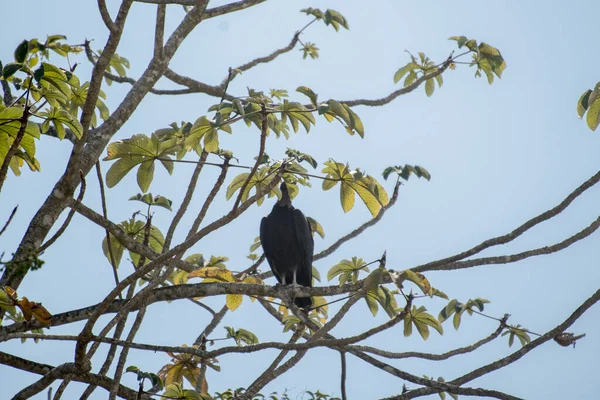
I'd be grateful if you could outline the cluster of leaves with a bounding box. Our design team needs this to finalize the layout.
[577,82,600,131]
[158,345,220,395]
[297,7,348,59]
[382,164,431,181]
[103,85,369,199]
[393,52,444,97]
[101,216,165,268]
[224,326,259,347]
[186,263,264,312]
[0,286,52,327]
[438,298,490,330]
[449,36,506,84]
[502,324,532,347]
[0,35,110,176]
[322,160,389,217]
[393,35,505,98]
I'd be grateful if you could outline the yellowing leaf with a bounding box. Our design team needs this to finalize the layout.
[226,294,243,311]
[340,182,355,212]
[188,267,234,282]
[16,297,52,326]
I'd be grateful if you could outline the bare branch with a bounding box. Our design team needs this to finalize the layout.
[154,2,166,58]
[341,57,452,107]
[340,351,347,400]
[417,215,600,273]
[39,172,86,253]
[79,284,136,400]
[97,0,116,31]
[12,362,78,400]
[403,287,600,399]
[164,152,209,251]
[1,80,14,106]
[109,307,147,399]
[133,0,267,19]
[94,162,121,298]
[0,206,17,237]
[414,170,600,272]
[233,106,267,210]
[353,322,504,360]
[0,351,149,399]
[242,327,304,399]
[187,157,230,237]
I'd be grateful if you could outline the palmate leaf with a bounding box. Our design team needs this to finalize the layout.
[103,133,180,192]
[322,160,389,216]
[184,115,231,153]
[158,346,206,388]
[0,106,41,160]
[276,100,316,133]
[38,63,71,99]
[225,165,280,206]
[128,193,173,211]
[39,106,83,139]
[296,86,318,107]
[502,325,532,348]
[225,326,259,346]
[327,256,369,285]
[301,8,349,31]
[382,164,431,181]
[404,305,443,340]
[318,100,364,137]
[101,218,165,268]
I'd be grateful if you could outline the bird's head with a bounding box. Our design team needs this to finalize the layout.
[278,182,292,207]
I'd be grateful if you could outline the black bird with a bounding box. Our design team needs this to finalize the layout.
[260,182,314,309]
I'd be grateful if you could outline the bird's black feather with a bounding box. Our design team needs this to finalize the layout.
[260,183,313,308]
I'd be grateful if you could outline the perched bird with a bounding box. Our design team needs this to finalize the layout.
[260,182,314,309]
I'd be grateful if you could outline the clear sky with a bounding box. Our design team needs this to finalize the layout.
[1,1,600,399]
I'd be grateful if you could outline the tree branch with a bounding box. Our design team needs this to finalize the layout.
[414,170,600,272]
[164,152,208,251]
[403,287,600,398]
[0,351,148,399]
[417,215,600,273]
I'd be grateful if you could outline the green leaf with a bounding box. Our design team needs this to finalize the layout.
[425,78,435,97]
[324,9,350,31]
[306,216,325,239]
[3,62,23,79]
[449,35,468,48]
[340,181,355,212]
[103,134,179,191]
[393,62,417,84]
[296,86,318,107]
[585,95,600,131]
[38,107,83,139]
[14,40,29,63]
[40,63,71,99]
[577,89,592,119]
[364,290,379,316]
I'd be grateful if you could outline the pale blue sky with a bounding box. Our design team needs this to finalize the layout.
[1,1,600,399]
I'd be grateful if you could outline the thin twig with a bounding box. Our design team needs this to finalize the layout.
[340,351,347,400]
[39,172,87,253]
[233,105,268,210]
[95,162,121,299]
[0,206,17,237]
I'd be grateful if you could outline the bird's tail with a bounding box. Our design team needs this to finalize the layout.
[294,295,312,309]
